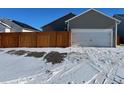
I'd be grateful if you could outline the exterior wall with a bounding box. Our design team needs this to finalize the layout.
[69,10,116,29]
[5,28,11,32]
[11,25,22,32]
[42,20,67,32]
[22,29,34,32]
[10,27,22,32]
[42,25,54,32]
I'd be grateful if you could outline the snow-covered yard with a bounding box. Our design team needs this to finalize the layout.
[0,47,124,84]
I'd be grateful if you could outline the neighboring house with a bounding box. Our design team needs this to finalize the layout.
[65,9,120,47]
[42,13,76,31]
[0,19,40,32]
[113,14,124,44]
[0,21,11,32]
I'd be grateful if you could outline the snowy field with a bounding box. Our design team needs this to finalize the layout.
[0,47,124,84]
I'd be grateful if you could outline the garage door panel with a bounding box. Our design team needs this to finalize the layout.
[72,29,113,47]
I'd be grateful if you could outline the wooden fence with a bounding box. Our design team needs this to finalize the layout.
[0,31,71,48]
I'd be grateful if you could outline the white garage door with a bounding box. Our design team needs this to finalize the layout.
[71,29,113,47]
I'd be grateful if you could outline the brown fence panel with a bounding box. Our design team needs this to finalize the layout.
[56,31,70,47]
[1,33,19,48]
[50,32,57,47]
[117,35,120,45]
[37,32,56,47]
[0,31,70,48]
[69,31,71,46]
[19,32,37,47]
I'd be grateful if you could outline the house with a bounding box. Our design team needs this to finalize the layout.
[0,19,40,32]
[42,13,76,31]
[113,14,124,44]
[65,9,120,47]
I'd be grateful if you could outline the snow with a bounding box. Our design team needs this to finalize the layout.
[0,47,124,84]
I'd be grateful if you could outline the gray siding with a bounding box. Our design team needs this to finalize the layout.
[69,10,116,29]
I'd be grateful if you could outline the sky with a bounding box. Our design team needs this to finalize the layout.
[0,8,124,30]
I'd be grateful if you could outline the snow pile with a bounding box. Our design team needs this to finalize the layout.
[0,47,124,84]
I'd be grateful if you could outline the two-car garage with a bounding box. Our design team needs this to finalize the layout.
[66,9,119,47]
[71,29,113,47]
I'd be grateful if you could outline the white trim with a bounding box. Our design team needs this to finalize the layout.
[110,29,113,47]
[71,28,113,32]
[67,22,70,31]
[65,8,120,23]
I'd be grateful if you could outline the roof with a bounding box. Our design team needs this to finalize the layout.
[113,14,124,17]
[113,14,124,20]
[0,21,11,28]
[42,13,76,28]
[12,20,40,31]
[0,19,40,31]
[66,9,120,23]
